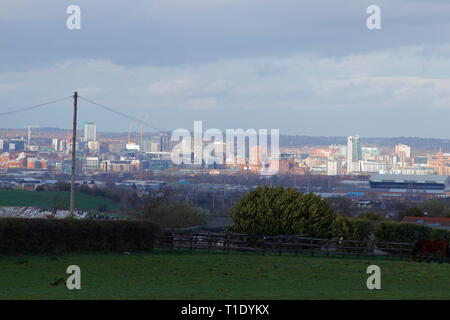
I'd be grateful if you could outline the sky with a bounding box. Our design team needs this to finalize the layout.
[1,0,450,138]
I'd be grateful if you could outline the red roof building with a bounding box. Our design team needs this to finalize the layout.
[402,216,450,226]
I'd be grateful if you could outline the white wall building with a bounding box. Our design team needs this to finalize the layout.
[84,122,96,142]
[327,160,342,176]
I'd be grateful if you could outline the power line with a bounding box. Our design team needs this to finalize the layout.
[0,96,73,117]
[78,96,167,132]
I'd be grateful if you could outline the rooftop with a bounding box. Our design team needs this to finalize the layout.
[402,216,450,226]
[370,173,449,184]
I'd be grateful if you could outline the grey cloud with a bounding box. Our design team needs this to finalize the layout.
[1,0,450,70]
[1,1,450,138]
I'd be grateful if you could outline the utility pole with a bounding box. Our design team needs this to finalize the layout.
[307,169,310,193]
[70,92,78,218]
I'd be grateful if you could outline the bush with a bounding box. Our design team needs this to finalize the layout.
[138,202,207,229]
[358,211,384,221]
[430,228,450,241]
[399,206,424,220]
[374,221,432,243]
[97,203,108,212]
[332,217,374,241]
[229,186,336,237]
[0,218,160,254]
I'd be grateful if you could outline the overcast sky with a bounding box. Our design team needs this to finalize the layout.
[1,0,450,138]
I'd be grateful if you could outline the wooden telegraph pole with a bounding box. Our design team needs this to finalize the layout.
[70,92,78,218]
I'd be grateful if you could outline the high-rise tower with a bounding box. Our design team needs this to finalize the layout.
[84,122,96,142]
[347,135,362,173]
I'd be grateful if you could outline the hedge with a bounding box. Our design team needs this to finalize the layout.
[0,218,160,254]
[374,221,450,243]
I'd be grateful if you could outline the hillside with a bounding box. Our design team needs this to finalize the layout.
[1,251,449,299]
[0,190,120,211]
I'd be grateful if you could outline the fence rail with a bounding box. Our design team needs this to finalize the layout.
[155,231,415,259]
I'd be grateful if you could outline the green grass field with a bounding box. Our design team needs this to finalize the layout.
[1,251,449,299]
[0,190,120,211]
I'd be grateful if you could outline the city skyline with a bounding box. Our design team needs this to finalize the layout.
[2,1,450,303]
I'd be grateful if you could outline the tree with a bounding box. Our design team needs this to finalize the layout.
[332,217,374,241]
[327,197,352,214]
[53,182,71,192]
[138,202,206,229]
[399,206,424,220]
[419,199,450,218]
[359,211,384,221]
[229,186,336,237]
[136,188,206,228]
[51,194,69,217]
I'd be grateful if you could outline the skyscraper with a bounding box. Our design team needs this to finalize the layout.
[347,135,362,173]
[395,144,411,164]
[84,122,96,142]
[159,133,170,151]
[52,138,59,151]
[141,140,152,153]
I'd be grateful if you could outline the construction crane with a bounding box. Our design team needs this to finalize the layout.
[139,115,150,148]
[128,124,133,144]
[25,125,40,149]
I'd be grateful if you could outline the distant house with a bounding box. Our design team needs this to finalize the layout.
[402,216,450,229]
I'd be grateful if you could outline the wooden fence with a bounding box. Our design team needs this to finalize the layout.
[155,230,415,260]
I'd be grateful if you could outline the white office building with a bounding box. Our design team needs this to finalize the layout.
[84,122,96,142]
[327,160,342,176]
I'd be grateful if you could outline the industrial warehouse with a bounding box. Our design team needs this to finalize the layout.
[329,174,450,201]
[369,174,450,190]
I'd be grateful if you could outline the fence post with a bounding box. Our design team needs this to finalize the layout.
[262,235,266,255]
[298,236,303,256]
[170,232,174,254]
[209,233,213,253]
[294,237,298,256]
[278,236,282,256]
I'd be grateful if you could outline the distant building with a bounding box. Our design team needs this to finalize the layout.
[0,140,25,152]
[58,140,68,152]
[388,167,436,175]
[159,133,170,151]
[108,143,126,153]
[141,159,172,172]
[150,141,159,153]
[395,144,411,161]
[87,140,100,152]
[126,142,140,151]
[249,146,263,173]
[100,160,140,173]
[362,161,388,173]
[84,122,96,142]
[140,140,152,153]
[83,157,99,172]
[52,138,59,151]
[327,159,342,176]
[414,156,428,165]
[347,135,362,173]
[362,147,380,160]
[369,173,449,190]
[402,216,450,228]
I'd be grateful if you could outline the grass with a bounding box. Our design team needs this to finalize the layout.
[0,250,449,300]
[0,190,120,211]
